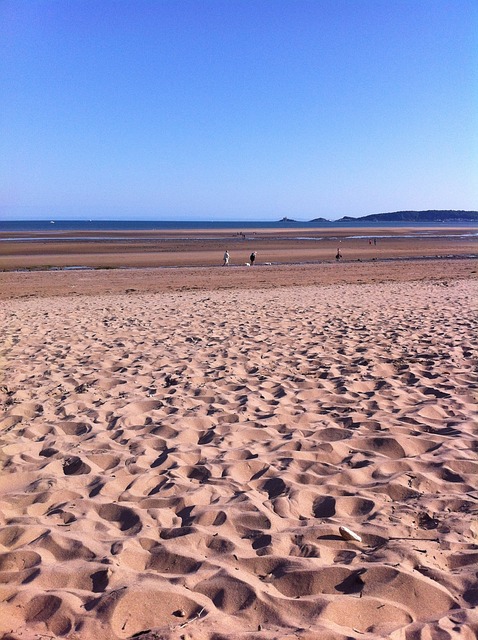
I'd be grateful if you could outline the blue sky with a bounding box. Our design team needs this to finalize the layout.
[1,0,477,221]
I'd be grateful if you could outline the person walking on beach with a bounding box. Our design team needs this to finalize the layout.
[223,250,230,266]
[250,251,256,266]
[335,248,342,261]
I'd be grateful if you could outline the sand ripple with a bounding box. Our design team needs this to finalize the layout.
[0,279,477,639]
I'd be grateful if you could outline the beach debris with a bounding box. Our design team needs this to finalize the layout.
[164,374,179,387]
[339,526,362,542]
[178,606,206,629]
[418,512,439,530]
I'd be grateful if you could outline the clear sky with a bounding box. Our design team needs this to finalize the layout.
[1,0,477,221]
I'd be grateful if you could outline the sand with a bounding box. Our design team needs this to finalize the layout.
[1,226,477,272]
[1,245,478,639]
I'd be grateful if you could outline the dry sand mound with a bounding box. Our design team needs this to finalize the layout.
[0,279,477,639]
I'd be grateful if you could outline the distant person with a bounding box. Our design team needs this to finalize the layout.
[250,251,256,266]
[373,238,377,246]
[335,248,342,261]
[223,250,230,266]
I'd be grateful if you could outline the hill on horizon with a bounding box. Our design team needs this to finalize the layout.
[308,210,478,223]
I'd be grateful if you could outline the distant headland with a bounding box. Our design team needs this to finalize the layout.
[307,210,478,223]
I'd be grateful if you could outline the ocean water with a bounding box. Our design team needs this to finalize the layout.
[1,219,477,234]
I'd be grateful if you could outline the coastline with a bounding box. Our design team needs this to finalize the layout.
[1,223,477,638]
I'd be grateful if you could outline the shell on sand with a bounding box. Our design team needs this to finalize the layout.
[339,526,362,542]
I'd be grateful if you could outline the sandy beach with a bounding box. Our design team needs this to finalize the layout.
[1,233,477,639]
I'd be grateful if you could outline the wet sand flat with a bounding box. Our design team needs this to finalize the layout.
[0,226,476,271]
